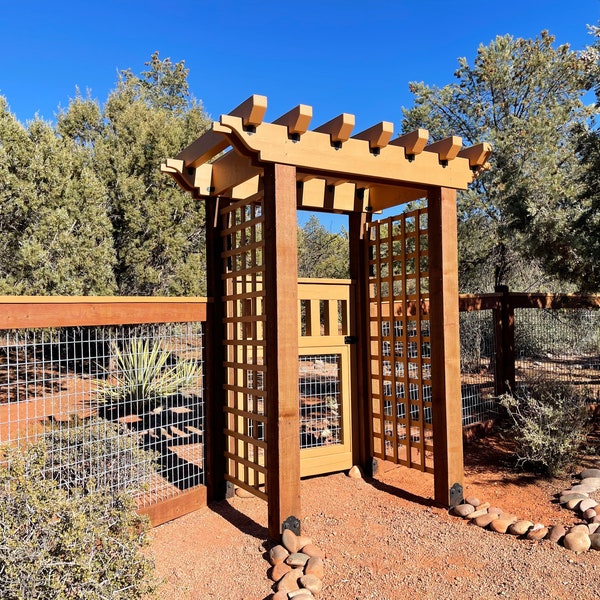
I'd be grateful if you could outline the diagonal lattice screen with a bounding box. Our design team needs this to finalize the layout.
[367,208,434,473]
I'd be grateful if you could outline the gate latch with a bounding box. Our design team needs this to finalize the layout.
[344,335,358,345]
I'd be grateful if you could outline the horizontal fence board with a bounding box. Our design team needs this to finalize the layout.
[0,297,208,328]
[138,487,208,527]
[509,293,600,310]
[459,293,502,312]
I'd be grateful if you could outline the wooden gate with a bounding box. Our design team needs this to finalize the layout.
[366,209,434,473]
[298,280,354,477]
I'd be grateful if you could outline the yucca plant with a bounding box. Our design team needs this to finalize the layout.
[97,337,200,412]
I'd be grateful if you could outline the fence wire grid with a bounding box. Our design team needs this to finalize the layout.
[0,323,205,509]
[514,308,600,402]
[459,310,498,426]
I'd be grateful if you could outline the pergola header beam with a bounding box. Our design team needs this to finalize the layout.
[162,94,491,212]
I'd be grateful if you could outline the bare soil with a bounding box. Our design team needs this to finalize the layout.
[150,431,600,600]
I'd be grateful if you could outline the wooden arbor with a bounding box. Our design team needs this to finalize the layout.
[163,95,491,538]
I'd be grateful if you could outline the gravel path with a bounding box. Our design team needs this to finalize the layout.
[151,463,600,599]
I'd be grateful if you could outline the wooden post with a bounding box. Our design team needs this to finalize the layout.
[494,285,515,395]
[263,163,302,539]
[428,187,464,506]
[204,197,228,502]
[348,210,373,472]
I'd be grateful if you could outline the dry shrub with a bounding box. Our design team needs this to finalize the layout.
[499,375,591,476]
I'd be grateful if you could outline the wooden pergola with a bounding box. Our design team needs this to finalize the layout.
[163,95,491,538]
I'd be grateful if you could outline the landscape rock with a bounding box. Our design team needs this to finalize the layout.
[465,496,481,507]
[282,529,300,553]
[580,468,600,480]
[570,524,590,535]
[583,508,597,522]
[508,520,534,536]
[566,498,585,510]
[453,504,475,517]
[300,574,324,595]
[577,476,600,489]
[348,465,363,479]
[285,552,310,568]
[490,518,515,534]
[526,524,549,541]
[270,562,292,582]
[301,544,325,559]
[473,513,498,528]
[579,498,598,512]
[590,533,600,550]
[497,512,518,523]
[570,483,596,494]
[234,486,255,498]
[589,523,600,534]
[288,591,315,599]
[277,568,304,593]
[269,545,290,566]
[467,508,490,520]
[548,525,567,544]
[559,492,588,504]
[296,535,313,549]
[271,591,289,600]
[563,532,591,553]
[305,556,324,579]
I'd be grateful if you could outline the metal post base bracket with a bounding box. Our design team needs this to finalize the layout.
[449,482,464,507]
[282,515,301,536]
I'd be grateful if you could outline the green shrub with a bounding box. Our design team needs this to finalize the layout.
[0,443,157,600]
[42,415,158,497]
[96,337,200,412]
[499,376,591,476]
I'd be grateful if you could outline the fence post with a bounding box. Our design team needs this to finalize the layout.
[428,186,464,506]
[493,285,515,396]
[349,210,373,473]
[204,197,228,502]
[263,163,302,539]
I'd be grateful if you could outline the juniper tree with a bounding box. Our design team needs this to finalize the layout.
[0,98,116,295]
[402,32,596,292]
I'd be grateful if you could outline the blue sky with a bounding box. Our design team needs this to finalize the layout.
[1,0,598,131]
[1,1,598,229]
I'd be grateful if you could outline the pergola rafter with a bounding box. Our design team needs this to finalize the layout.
[162,94,490,213]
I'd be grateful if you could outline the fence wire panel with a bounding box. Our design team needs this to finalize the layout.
[514,308,600,402]
[299,355,343,449]
[459,310,499,426]
[0,323,205,508]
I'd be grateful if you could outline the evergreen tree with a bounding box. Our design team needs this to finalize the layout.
[297,215,349,279]
[0,98,116,295]
[403,32,596,292]
[58,52,210,296]
[566,23,600,292]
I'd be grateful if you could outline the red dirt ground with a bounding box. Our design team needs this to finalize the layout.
[150,430,600,600]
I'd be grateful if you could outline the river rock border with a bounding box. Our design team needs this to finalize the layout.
[266,528,326,599]
[451,466,600,554]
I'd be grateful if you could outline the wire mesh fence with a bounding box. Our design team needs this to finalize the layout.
[459,310,498,426]
[514,308,600,402]
[0,322,204,509]
[298,354,343,449]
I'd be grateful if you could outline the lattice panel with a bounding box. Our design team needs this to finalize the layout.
[367,209,433,472]
[220,195,267,499]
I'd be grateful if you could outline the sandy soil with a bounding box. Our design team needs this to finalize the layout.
[150,433,600,600]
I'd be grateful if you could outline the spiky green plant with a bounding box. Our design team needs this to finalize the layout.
[97,337,200,412]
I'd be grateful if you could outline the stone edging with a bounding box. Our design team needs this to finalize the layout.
[266,528,326,599]
[451,467,600,554]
